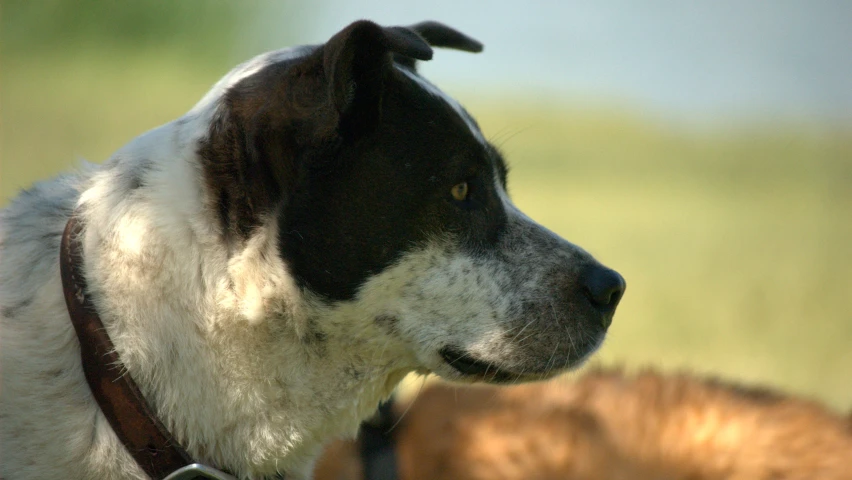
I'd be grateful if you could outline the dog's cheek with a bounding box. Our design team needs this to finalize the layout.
[391,250,519,353]
[350,242,552,367]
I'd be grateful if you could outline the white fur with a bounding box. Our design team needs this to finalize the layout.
[1,46,602,479]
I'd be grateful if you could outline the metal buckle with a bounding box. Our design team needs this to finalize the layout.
[162,463,239,480]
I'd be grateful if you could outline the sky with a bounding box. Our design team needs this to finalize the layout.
[246,0,852,125]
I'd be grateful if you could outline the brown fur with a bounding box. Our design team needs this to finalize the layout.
[313,369,852,480]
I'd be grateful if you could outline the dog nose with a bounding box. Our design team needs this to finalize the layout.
[580,266,625,328]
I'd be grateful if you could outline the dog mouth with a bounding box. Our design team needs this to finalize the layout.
[439,346,533,384]
[438,333,607,384]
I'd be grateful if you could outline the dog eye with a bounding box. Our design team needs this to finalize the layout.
[450,182,469,201]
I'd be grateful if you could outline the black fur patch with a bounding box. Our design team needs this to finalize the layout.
[125,160,151,191]
[1,297,33,319]
[375,315,400,334]
[197,21,505,302]
[276,68,508,301]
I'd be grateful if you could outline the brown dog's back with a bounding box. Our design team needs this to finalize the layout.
[314,369,852,480]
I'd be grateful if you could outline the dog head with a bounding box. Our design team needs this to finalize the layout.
[198,20,625,384]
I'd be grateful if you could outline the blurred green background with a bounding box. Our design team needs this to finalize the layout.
[2,2,850,410]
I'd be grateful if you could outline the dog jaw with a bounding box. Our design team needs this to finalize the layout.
[341,211,611,385]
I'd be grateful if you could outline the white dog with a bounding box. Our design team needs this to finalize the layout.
[0,21,624,479]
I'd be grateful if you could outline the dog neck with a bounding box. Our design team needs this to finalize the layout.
[74,139,415,478]
[60,212,196,478]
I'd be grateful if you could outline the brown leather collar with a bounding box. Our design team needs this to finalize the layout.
[60,213,194,479]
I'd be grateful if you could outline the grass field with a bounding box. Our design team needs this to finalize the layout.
[3,47,851,410]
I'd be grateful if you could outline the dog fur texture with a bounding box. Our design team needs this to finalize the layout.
[0,21,624,479]
[313,369,852,480]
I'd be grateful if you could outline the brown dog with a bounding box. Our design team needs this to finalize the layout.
[314,369,852,480]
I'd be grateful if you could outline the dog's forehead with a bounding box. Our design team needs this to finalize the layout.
[386,66,508,184]
[396,67,487,147]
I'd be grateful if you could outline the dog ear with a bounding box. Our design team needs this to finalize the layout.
[323,20,433,138]
[394,21,484,71]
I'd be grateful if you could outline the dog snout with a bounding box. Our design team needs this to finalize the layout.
[579,265,626,328]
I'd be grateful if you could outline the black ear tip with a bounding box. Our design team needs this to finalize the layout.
[384,26,433,61]
[408,42,433,61]
[409,21,484,53]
